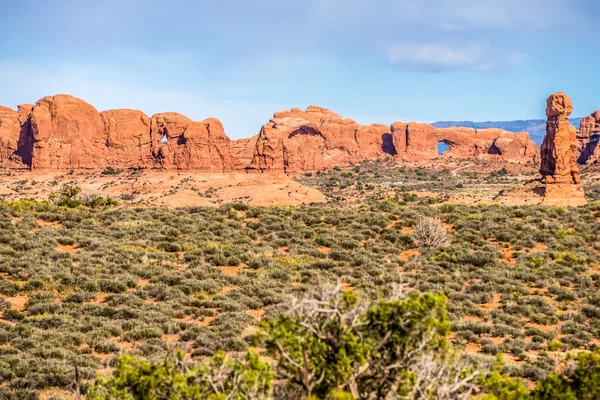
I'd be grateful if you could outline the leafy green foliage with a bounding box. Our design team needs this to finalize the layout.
[49,184,118,208]
[531,351,600,400]
[260,285,471,399]
[87,349,273,400]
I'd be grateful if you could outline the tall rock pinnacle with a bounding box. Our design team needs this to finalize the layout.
[539,92,586,205]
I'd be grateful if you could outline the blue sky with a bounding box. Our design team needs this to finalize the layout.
[1,0,599,138]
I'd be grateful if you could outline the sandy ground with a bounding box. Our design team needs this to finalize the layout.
[0,170,326,207]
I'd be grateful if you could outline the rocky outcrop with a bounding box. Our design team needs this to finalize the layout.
[101,109,154,169]
[150,113,235,171]
[577,110,600,164]
[0,93,577,174]
[29,95,109,169]
[0,94,238,172]
[540,92,586,205]
[391,122,536,162]
[248,106,393,172]
[0,106,20,161]
[231,135,258,170]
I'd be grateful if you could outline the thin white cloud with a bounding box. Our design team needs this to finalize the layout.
[385,43,528,72]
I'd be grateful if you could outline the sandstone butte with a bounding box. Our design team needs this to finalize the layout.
[390,123,536,162]
[247,106,538,173]
[577,109,600,165]
[247,106,394,173]
[539,92,586,206]
[0,95,238,171]
[0,92,583,173]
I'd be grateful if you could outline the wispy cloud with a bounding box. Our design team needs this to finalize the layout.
[385,43,528,72]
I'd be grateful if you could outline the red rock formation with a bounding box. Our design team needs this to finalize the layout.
[150,113,235,171]
[489,131,537,160]
[391,122,536,162]
[2,94,237,172]
[540,92,586,205]
[577,110,600,164]
[0,94,556,173]
[248,106,392,172]
[0,106,20,161]
[101,109,154,169]
[29,95,109,169]
[231,135,258,170]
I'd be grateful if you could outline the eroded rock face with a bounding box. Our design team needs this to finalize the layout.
[390,122,536,162]
[2,94,237,171]
[248,106,392,172]
[101,109,154,169]
[29,95,109,169]
[231,135,258,170]
[150,113,235,171]
[539,92,586,205]
[577,111,600,164]
[0,106,20,161]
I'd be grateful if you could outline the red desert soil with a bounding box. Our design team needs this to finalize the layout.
[6,295,28,311]
[399,249,420,261]
[0,170,326,207]
[217,265,244,277]
[57,244,79,253]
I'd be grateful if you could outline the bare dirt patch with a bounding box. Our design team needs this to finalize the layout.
[399,249,420,261]
[6,295,28,311]
[480,293,502,310]
[57,244,79,253]
[0,171,326,208]
[318,246,331,254]
[218,266,244,277]
[137,279,150,287]
[464,342,482,354]
[529,243,548,253]
[248,308,266,319]
[500,247,517,265]
[40,389,76,400]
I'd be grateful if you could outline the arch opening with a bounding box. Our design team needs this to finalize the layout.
[437,141,450,156]
[161,133,168,144]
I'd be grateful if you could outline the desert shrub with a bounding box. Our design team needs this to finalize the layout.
[413,217,451,249]
[52,184,83,208]
[101,166,122,175]
[532,350,600,399]
[259,284,482,399]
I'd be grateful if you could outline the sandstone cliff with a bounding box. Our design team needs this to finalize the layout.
[577,110,600,164]
[0,94,553,173]
[248,106,393,173]
[101,109,155,169]
[231,135,258,170]
[1,94,237,172]
[150,113,235,171]
[29,95,109,169]
[0,106,20,162]
[390,122,536,162]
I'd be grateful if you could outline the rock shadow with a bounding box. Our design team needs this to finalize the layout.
[577,136,598,164]
[381,133,397,155]
[16,119,33,168]
[288,126,322,139]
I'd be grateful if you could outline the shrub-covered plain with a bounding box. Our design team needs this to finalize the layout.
[0,175,600,397]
